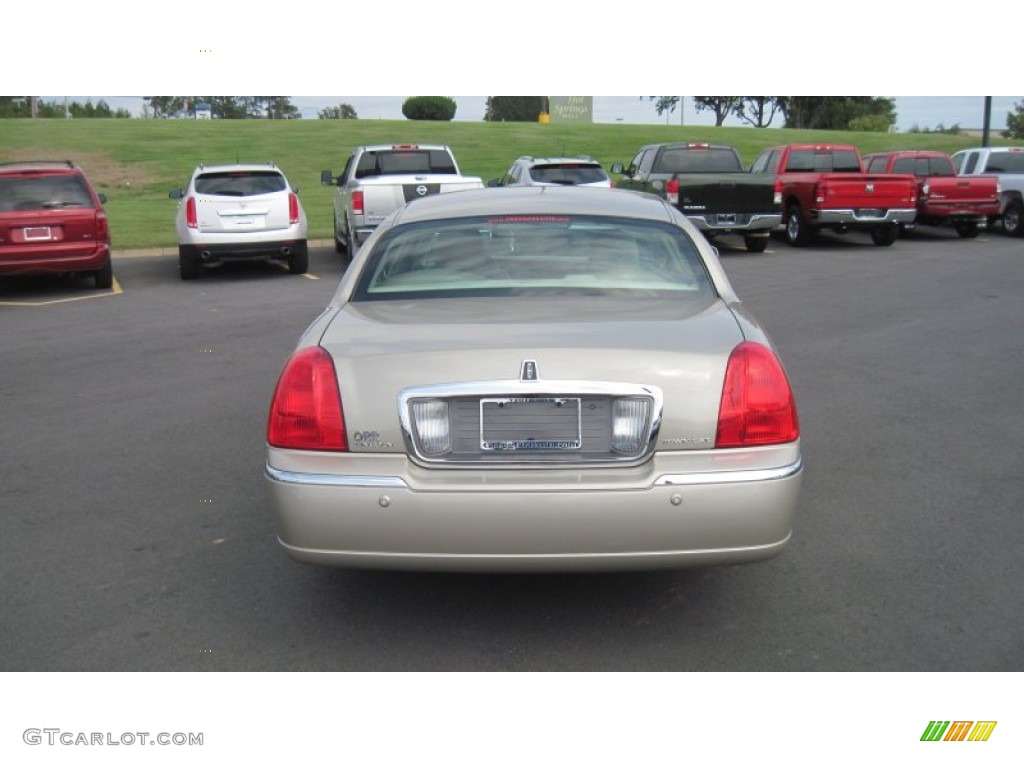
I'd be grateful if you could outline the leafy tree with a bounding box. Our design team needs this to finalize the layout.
[264,97,300,119]
[779,97,896,130]
[318,103,358,119]
[734,97,782,128]
[692,97,741,126]
[402,96,457,121]
[1004,101,1024,139]
[648,96,681,117]
[485,97,545,122]
[847,114,892,133]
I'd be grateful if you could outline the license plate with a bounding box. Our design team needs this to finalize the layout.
[856,208,885,218]
[716,214,736,225]
[24,226,52,241]
[480,397,582,451]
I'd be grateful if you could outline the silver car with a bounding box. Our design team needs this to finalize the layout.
[490,156,613,188]
[170,162,308,279]
[265,187,802,572]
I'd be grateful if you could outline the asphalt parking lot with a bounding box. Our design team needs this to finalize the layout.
[1,225,1021,671]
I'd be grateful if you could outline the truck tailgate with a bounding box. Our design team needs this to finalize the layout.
[817,174,917,210]
[675,174,777,215]
[923,176,1000,209]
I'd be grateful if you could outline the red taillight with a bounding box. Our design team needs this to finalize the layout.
[288,192,300,224]
[96,211,109,243]
[715,342,799,448]
[267,347,348,451]
[351,190,364,215]
[773,178,782,205]
[814,181,827,204]
[666,177,680,205]
[185,196,198,229]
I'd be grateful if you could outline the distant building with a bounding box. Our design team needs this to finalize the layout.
[195,102,212,120]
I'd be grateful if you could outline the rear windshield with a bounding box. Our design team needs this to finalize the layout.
[0,174,92,211]
[653,148,742,173]
[356,150,457,178]
[984,151,1024,173]
[892,157,955,176]
[785,150,862,173]
[354,215,714,301]
[194,171,287,196]
[528,164,608,185]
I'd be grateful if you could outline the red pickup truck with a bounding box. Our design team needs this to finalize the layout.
[750,144,918,246]
[862,151,1000,238]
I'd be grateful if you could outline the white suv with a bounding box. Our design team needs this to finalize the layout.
[169,163,308,280]
[489,156,613,188]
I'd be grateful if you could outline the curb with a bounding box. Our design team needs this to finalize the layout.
[113,239,334,259]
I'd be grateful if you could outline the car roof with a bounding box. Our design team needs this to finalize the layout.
[359,144,450,152]
[0,160,81,174]
[192,163,284,174]
[520,156,601,165]
[393,186,672,224]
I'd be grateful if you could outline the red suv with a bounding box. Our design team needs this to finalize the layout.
[0,161,113,288]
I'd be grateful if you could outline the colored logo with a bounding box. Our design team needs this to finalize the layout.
[921,721,997,742]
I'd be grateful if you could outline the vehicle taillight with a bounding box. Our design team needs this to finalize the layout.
[921,182,930,198]
[96,211,109,243]
[666,177,679,205]
[773,178,782,206]
[288,192,300,224]
[716,342,799,448]
[352,190,364,215]
[185,196,198,229]
[267,347,348,451]
[815,181,827,204]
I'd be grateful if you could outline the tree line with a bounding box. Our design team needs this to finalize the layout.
[0,97,131,118]
[650,97,898,131]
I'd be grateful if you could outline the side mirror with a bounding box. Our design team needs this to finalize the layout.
[487,178,501,188]
[320,170,334,186]
[610,163,624,174]
[169,188,183,200]
[98,193,107,204]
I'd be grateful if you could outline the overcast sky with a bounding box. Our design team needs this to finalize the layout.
[45,96,1023,132]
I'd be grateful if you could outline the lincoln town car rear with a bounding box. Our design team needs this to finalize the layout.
[265,187,802,571]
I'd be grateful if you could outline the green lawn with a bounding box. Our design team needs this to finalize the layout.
[0,118,1007,249]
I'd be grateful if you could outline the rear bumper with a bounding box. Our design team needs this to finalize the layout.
[180,238,306,261]
[266,449,803,572]
[919,201,1001,219]
[0,243,110,275]
[686,213,781,233]
[813,208,916,227]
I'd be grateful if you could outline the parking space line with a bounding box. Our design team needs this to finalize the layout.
[0,277,123,308]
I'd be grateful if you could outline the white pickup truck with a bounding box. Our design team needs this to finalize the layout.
[321,144,483,253]
[951,146,1024,237]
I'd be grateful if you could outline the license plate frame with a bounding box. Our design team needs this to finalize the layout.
[23,226,53,241]
[480,397,582,452]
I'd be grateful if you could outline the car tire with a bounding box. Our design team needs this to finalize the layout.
[785,205,811,247]
[870,225,898,247]
[1003,201,1024,237]
[92,257,113,289]
[744,235,769,253]
[953,220,979,239]
[288,245,309,275]
[333,214,348,254]
[179,247,201,280]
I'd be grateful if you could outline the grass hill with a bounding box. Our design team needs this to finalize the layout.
[0,118,1007,249]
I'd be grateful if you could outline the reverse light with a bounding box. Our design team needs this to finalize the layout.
[716,342,799,448]
[288,192,300,224]
[611,398,652,453]
[814,181,828,204]
[411,400,451,455]
[666,177,680,205]
[352,190,364,215]
[267,347,347,451]
[185,196,198,229]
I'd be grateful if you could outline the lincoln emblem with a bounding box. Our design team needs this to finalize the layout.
[520,360,539,381]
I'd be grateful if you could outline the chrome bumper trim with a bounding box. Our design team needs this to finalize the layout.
[265,464,409,489]
[814,208,917,224]
[653,456,802,486]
